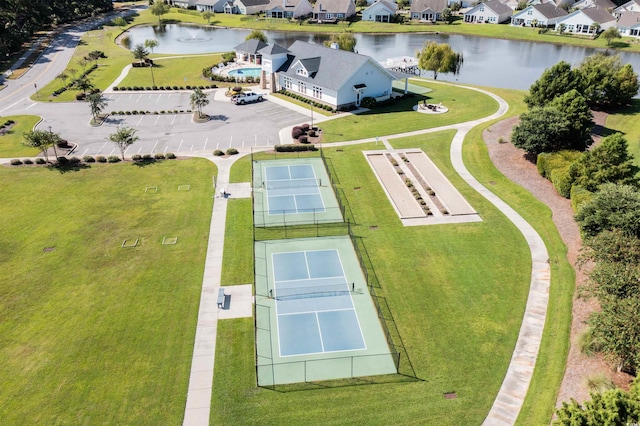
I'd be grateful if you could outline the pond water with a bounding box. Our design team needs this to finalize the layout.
[123,24,640,90]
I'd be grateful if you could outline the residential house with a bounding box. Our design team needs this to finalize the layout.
[362,0,398,22]
[265,0,313,18]
[571,0,615,11]
[196,0,227,12]
[224,0,270,14]
[613,0,640,18]
[464,1,513,23]
[526,0,576,9]
[616,10,640,36]
[511,3,568,27]
[410,0,448,21]
[554,6,616,33]
[174,0,199,8]
[260,40,396,109]
[313,0,356,21]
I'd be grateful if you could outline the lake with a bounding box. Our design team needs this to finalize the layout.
[123,24,640,90]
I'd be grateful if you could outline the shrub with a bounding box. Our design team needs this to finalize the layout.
[69,156,81,164]
[142,154,154,161]
[570,185,593,213]
[107,156,121,163]
[301,123,310,131]
[56,157,69,165]
[584,373,615,393]
[226,148,238,155]
[96,156,107,163]
[113,86,119,91]
[299,135,309,144]
[23,159,33,164]
[275,144,317,152]
[550,166,572,198]
[361,97,377,108]
[213,149,224,156]
[131,154,142,161]
[537,150,581,179]
[292,128,304,139]
[308,130,316,137]
[166,152,176,159]
[10,159,22,165]
[154,153,165,160]
[83,155,95,163]
[35,158,46,164]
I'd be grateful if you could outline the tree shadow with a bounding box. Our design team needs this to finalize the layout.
[604,99,640,116]
[607,41,631,49]
[591,124,619,138]
[50,162,91,174]
[132,160,159,168]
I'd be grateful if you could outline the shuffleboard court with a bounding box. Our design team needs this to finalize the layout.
[253,158,344,227]
[273,249,365,356]
[255,236,398,386]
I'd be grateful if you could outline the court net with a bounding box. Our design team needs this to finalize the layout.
[273,282,354,301]
[260,178,321,190]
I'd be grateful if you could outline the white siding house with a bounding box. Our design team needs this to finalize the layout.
[613,0,640,18]
[554,7,616,33]
[313,0,356,21]
[175,0,199,8]
[616,10,640,36]
[196,0,227,12]
[265,0,313,18]
[264,41,396,109]
[362,0,398,22]
[464,1,513,23]
[511,3,568,27]
[410,0,448,21]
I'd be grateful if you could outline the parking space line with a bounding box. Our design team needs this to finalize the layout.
[177,138,184,152]
[203,137,208,151]
[154,115,160,126]
[171,115,177,125]
[136,116,144,126]
[136,94,143,103]
[97,141,108,154]
[151,140,158,153]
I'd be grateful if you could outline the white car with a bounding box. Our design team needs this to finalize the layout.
[231,92,264,105]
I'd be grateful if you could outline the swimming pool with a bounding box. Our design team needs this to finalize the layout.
[228,67,263,78]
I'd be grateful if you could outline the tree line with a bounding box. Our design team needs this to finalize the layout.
[0,0,113,58]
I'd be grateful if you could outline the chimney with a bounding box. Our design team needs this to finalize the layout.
[330,42,339,49]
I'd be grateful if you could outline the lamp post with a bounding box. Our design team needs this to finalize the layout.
[34,83,39,99]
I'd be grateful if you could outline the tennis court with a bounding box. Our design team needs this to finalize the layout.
[255,236,398,385]
[253,158,343,227]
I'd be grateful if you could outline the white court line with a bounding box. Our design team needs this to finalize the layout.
[315,312,325,352]
[278,307,355,316]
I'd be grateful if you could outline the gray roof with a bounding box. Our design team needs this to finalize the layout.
[277,41,394,92]
[533,3,568,18]
[410,0,448,13]
[266,0,304,10]
[233,39,268,54]
[196,0,219,5]
[617,10,640,26]
[367,0,397,11]
[313,0,354,13]
[581,6,616,22]
[483,0,513,15]
[258,43,290,55]
[238,0,270,6]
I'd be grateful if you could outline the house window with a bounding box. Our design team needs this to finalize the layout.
[337,13,344,18]
[488,16,496,22]
[527,9,533,15]
[296,68,307,77]
[299,82,306,94]
[479,7,484,11]
[312,86,322,99]
[326,13,334,19]
[283,77,292,89]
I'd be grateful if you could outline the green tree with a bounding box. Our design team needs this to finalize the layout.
[554,378,640,424]
[524,61,581,107]
[441,7,452,24]
[590,22,601,35]
[417,41,463,80]
[324,32,357,52]
[108,127,139,161]
[190,88,209,119]
[22,130,60,163]
[569,133,639,192]
[150,1,170,24]
[202,10,214,24]
[356,0,368,7]
[87,50,103,65]
[144,39,158,54]
[450,1,461,12]
[578,53,639,107]
[87,93,108,124]
[132,43,149,65]
[112,16,127,28]
[511,106,572,156]
[548,89,593,151]
[73,75,95,96]
[558,23,566,35]
[602,26,621,46]
[245,29,267,43]
[531,19,538,29]
[575,184,640,238]
[56,72,68,86]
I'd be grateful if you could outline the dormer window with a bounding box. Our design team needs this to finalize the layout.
[297,68,308,77]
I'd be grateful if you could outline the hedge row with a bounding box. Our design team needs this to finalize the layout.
[113,84,216,91]
[109,110,191,115]
[275,144,317,152]
[52,64,99,97]
[9,153,177,166]
[278,89,335,112]
[213,148,238,156]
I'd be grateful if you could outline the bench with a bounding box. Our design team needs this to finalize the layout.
[217,288,225,309]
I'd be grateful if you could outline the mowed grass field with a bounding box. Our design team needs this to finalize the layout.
[210,134,546,424]
[0,115,42,157]
[0,159,216,424]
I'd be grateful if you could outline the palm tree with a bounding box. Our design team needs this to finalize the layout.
[590,22,601,35]
[202,11,214,24]
[190,88,209,119]
[73,75,95,97]
[143,40,158,87]
[108,127,139,161]
[87,93,108,124]
[132,44,149,65]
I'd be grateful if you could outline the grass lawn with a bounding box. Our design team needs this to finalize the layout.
[0,159,216,424]
[221,198,254,286]
[117,54,222,89]
[603,99,640,166]
[212,132,535,424]
[319,80,498,142]
[0,115,42,157]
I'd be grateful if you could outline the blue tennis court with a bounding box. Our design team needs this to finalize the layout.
[273,249,366,357]
[264,165,325,215]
